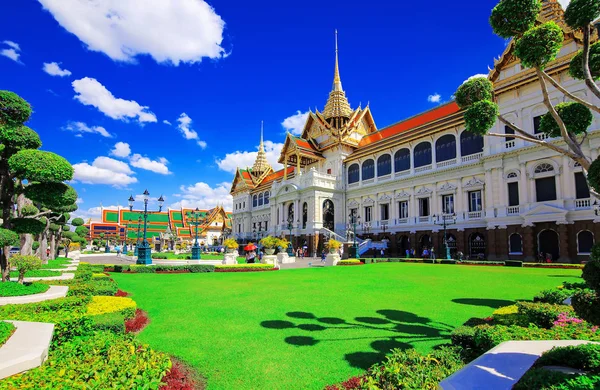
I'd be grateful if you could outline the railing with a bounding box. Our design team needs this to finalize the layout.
[467,211,482,220]
[414,164,432,173]
[395,169,410,177]
[507,206,520,215]
[418,216,430,223]
[534,133,549,140]
[505,140,515,149]
[437,159,457,168]
[378,174,392,181]
[396,218,408,224]
[575,198,591,209]
[321,227,348,243]
[461,152,483,163]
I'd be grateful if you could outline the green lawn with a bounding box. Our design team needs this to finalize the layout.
[154,253,245,263]
[40,258,71,269]
[111,263,582,390]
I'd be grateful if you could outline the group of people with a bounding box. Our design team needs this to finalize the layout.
[404,247,436,259]
[538,252,554,263]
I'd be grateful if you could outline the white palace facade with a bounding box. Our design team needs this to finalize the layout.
[230,1,600,262]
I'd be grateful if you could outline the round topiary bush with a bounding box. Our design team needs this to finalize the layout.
[464,100,499,135]
[0,91,32,126]
[570,42,600,80]
[489,0,542,39]
[582,258,600,291]
[24,183,77,209]
[71,217,85,227]
[455,77,493,109]
[538,102,593,138]
[10,218,46,235]
[571,288,600,325]
[0,125,42,152]
[8,149,73,183]
[514,22,564,69]
[564,0,600,30]
[20,204,39,217]
[588,157,600,193]
[0,228,19,248]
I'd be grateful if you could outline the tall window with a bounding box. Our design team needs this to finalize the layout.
[349,208,357,222]
[348,163,360,184]
[302,202,308,229]
[380,204,389,221]
[364,206,372,222]
[362,159,375,180]
[435,134,457,162]
[418,198,430,216]
[377,154,392,177]
[398,201,408,219]
[264,221,268,231]
[258,193,264,206]
[504,125,515,142]
[534,163,557,202]
[442,194,454,214]
[394,148,410,172]
[533,115,542,134]
[460,131,484,156]
[508,182,519,206]
[264,191,270,205]
[575,172,590,199]
[252,195,258,208]
[469,190,482,212]
[414,142,432,168]
[578,231,594,254]
[509,233,523,254]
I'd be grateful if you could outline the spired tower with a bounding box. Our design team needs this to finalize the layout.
[251,122,272,181]
[322,30,353,129]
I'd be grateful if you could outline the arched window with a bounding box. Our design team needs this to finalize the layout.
[509,233,522,254]
[534,163,557,202]
[302,202,308,229]
[348,164,360,184]
[534,163,554,173]
[264,191,270,205]
[288,203,294,222]
[414,142,432,168]
[362,159,375,180]
[394,148,410,172]
[258,193,264,206]
[252,195,258,208]
[377,154,392,177]
[460,131,484,156]
[507,172,518,179]
[578,231,594,254]
[435,134,457,162]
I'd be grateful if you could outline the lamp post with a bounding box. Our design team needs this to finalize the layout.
[128,190,164,265]
[433,213,457,260]
[134,216,142,257]
[287,214,294,256]
[349,210,360,259]
[104,233,110,253]
[123,219,130,255]
[189,207,202,260]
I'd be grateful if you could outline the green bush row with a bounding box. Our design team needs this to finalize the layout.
[515,301,574,329]
[0,321,15,347]
[0,281,49,297]
[113,264,215,273]
[337,259,362,265]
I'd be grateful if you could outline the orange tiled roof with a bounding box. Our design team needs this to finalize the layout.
[259,166,295,186]
[358,101,460,147]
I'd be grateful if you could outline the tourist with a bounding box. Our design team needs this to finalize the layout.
[380,248,384,258]
[321,249,326,263]
[115,245,121,257]
[430,248,435,260]
[405,249,410,258]
[538,251,545,263]
[546,253,552,263]
[422,247,429,259]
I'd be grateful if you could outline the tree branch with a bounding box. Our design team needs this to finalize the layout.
[538,69,600,114]
[497,115,538,141]
[487,131,579,159]
[25,210,53,219]
[582,26,600,100]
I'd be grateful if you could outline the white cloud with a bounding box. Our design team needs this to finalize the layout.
[92,156,134,174]
[43,61,72,77]
[170,181,232,211]
[216,140,283,174]
[558,0,570,9]
[130,153,171,175]
[427,93,441,103]
[73,160,137,187]
[282,110,309,136]
[3,41,20,51]
[461,74,489,85]
[37,0,226,65]
[72,77,157,123]
[76,198,84,204]
[110,142,131,158]
[64,121,112,138]
[1,41,21,63]
[163,120,172,125]
[176,113,207,147]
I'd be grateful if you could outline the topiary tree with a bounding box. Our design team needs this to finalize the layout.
[10,254,41,284]
[0,228,19,281]
[455,0,600,190]
[572,242,600,324]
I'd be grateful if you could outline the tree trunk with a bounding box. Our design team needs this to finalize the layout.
[40,219,50,264]
[17,271,24,284]
[0,246,9,282]
[49,232,56,261]
[19,234,33,255]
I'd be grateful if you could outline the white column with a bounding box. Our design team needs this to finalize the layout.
[519,163,528,206]
[484,169,494,218]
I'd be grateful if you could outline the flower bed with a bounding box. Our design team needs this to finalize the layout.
[0,281,49,297]
[125,309,149,333]
[337,259,364,266]
[161,357,202,390]
[86,296,137,318]
[9,269,61,278]
[0,321,16,347]
[215,264,275,272]
[113,264,215,273]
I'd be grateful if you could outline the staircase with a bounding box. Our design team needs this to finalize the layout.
[321,227,387,257]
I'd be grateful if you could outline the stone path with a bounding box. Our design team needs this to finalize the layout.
[79,254,135,265]
[0,320,55,379]
[23,273,74,282]
[0,286,69,306]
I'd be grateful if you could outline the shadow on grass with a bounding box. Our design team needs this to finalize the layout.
[546,275,583,278]
[451,298,516,309]
[260,309,453,370]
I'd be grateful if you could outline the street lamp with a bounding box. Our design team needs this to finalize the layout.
[433,213,457,260]
[134,215,142,257]
[349,210,360,259]
[128,190,164,265]
[123,219,130,255]
[189,207,202,260]
[287,214,294,256]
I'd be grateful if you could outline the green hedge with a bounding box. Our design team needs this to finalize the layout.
[112,264,216,273]
[215,264,275,272]
[0,321,16,347]
[337,259,362,265]
[0,281,49,297]
[91,312,126,334]
[534,288,573,305]
[505,260,523,267]
[2,331,171,389]
[9,270,61,278]
[515,301,574,329]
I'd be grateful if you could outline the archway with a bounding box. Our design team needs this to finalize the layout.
[469,233,486,259]
[419,234,431,252]
[538,229,559,262]
[399,235,410,256]
[323,200,334,231]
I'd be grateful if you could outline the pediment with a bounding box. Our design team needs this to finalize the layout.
[523,203,567,217]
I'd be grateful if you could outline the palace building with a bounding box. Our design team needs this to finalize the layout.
[86,206,232,250]
[230,1,600,263]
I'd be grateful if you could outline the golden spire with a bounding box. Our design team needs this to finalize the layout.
[252,121,271,177]
[323,29,353,121]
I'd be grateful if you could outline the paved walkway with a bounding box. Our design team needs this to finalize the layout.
[79,255,135,265]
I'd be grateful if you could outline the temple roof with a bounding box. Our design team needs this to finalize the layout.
[251,123,272,177]
[322,30,353,120]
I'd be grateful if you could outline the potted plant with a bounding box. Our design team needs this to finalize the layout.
[327,239,342,254]
[276,237,289,253]
[260,236,278,255]
[223,238,238,253]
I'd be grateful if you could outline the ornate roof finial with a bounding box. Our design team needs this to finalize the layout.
[252,121,271,177]
[333,29,342,92]
[323,29,352,120]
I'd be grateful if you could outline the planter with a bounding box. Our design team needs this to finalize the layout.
[225,248,235,254]
[264,248,275,255]
[329,249,337,254]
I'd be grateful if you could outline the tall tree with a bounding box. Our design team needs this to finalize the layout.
[455,0,600,194]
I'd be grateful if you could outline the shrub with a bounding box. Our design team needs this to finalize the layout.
[10,254,42,283]
[92,273,110,280]
[455,76,494,108]
[91,312,125,334]
[86,296,136,319]
[8,149,74,183]
[0,321,16,347]
[514,368,600,389]
[564,0,600,30]
[535,343,600,373]
[114,264,130,272]
[492,305,520,325]
[223,238,238,250]
[338,259,362,265]
[2,332,171,389]
[359,346,465,389]
[582,258,600,291]
[125,309,150,333]
[8,269,61,279]
[186,264,215,273]
[0,281,49,297]
[327,239,342,251]
[570,41,600,80]
[215,264,274,272]
[514,22,564,69]
[534,288,573,304]
[129,265,156,273]
[489,0,542,39]
[572,288,600,325]
[505,260,523,267]
[538,102,592,138]
[516,301,574,328]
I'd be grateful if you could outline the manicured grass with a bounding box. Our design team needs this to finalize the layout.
[112,263,582,390]
[154,253,245,263]
[0,321,16,347]
[0,282,50,297]
[40,258,71,270]
[9,270,61,278]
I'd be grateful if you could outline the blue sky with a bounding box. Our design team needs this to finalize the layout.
[0,0,525,221]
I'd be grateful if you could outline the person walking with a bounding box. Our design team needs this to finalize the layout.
[321,249,326,264]
[431,247,436,260]
[115,245,121,258]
